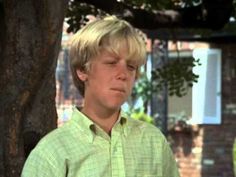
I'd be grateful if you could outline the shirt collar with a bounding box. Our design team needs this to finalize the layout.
[71,106,130,142]
[120,110,130,137]
[71,106,95,143]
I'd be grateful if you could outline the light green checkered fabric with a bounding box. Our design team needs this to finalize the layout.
[21,107,180,177]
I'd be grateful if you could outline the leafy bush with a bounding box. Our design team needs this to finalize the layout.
[131,109,154,124]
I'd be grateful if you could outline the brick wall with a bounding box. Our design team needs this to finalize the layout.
[171,44,236,177]
[170,125,203,177]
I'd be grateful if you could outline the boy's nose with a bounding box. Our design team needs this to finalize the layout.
[117,72,127,80]
[116,64,128,80]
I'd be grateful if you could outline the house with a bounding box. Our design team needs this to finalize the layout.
[57,23,236,177]
[150,38,236,177]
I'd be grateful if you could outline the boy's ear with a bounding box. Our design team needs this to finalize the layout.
[76,69,88,81]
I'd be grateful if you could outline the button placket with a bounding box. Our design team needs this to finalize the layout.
[110,126,126,177]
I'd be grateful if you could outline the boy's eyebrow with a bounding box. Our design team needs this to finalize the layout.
[102,50,121,58]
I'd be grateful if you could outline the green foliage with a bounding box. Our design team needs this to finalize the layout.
[65,0,179,33]
[152,57,201,97]
[123,0,174,10]
[168,111,190,130]
[132,57,201,99]
[132,73,152,103]
[66,1,106,33]
[66,0,236,33]
[130,108,154,124]
[125,106,190,130]
[122,101,154,124]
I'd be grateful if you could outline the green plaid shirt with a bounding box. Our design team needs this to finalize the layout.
[21,107,180,177]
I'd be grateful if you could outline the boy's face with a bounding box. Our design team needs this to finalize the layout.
[78,46,137,112]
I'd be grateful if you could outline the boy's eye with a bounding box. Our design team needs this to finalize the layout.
[106,61,117,65]
[107,61,117,65]
[127,64,137,71]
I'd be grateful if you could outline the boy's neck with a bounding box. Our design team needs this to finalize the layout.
[81,106,120,135]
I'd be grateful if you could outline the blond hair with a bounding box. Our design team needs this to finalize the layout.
[69,16,146,96]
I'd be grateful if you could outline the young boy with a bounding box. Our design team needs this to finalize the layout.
[21,16,180,177]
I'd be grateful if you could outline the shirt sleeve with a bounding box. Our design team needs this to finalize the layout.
[21,148,66,177]
[162,137,180,177]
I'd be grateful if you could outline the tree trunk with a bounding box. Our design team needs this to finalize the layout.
[0,0,68,176]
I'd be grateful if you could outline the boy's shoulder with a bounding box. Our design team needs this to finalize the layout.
[33,121,74,152]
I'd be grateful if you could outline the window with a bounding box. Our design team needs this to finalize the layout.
[191,49,222,124]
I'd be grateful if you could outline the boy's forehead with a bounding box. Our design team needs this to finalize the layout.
[99,47,133,60]
[96,49,139,66]
[97,37,144,65]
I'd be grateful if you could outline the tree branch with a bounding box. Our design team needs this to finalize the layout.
[77,0,233,30]
[78,0,181,29]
